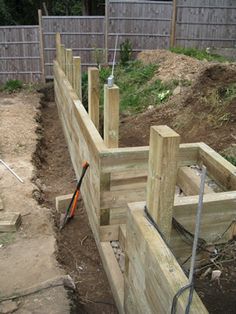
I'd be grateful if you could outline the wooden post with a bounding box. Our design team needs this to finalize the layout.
[88,67,99,130]
[104,84,119,148]
[60,45,65,72]
[105,0,109,64]
[65,48,73,85]
[38,9,45,83]
[170,0,177,48]
[55,33,61,64]
[73,56,82,100]
[146,125,180,241]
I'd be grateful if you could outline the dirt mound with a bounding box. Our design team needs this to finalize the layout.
[138,49,206,82]
[120,63,236,153]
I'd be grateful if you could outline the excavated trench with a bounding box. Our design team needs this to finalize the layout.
[32,84,118,314]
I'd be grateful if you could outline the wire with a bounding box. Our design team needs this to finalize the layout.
[171,283,192,314]
[111,34,119,77]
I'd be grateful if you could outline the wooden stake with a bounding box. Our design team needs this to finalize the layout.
[65,48,73,85]
[88,67,99,130]
[170,0,177,48]
[73,56,82,100]
[146,125,180,241]
[55,32,61,64]
[60,44,65,72]
[38,9,45,83]
[104,84,119,148]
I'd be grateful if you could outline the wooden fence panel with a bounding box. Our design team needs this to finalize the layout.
[107,0,173,62]
[42,16,105,78]
[176,0,236,48]
[0,26,41,83]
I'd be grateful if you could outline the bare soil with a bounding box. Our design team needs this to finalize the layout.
[120,56,236,156]
[0,92,70,313]
[33,91,118,314]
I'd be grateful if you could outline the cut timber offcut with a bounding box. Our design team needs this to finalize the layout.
[0,212,22,232]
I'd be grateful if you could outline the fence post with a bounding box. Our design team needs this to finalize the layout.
[170,0,177,48]
[73,56,82,100]
[104,84,119,148]
[60,45,65,72]
[55,32,61,64]
[146,125,180,241]
[38,9,45,83]
[65,48,73,85]
[88,67,100,130]
[105,0,109,64]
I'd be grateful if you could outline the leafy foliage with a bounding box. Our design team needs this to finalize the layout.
[120,39,133,66]
[0,0,105,25]
[82,60,174,114]
[2,79,23,93]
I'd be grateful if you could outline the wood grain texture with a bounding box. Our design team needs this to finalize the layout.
[104,84,120,148]
[177,166,215,195]
[198,142,236,191]
[88,67,100,130]
[146,125,180,241]
[125,203,207,313]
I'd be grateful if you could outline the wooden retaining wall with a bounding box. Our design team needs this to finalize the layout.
[54,37,236,313]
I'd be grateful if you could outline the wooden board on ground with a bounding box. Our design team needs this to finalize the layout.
[0,212,22,232]
[0,198,3,211]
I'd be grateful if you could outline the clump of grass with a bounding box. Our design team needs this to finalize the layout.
[114,61,173,112]
[81,60,174,114]
[2,79,23,93]
[223,155,236,166]
[170,47,227,62]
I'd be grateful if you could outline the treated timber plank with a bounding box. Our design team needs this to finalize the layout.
[88,67,99,130]
[0,198,3,211]
[104,84,120,148]
[125,204,207,313]
[0,212,22,232]
[100,143,199,174]
[99,224,119,241]
[119,224,126,251]
[54,61,106,154]
[177,166,215,195]
[55,194,73,212]
[146,126,180,241]
[73,56,82,99]
[100,242,125,314]
[198,142,236,190]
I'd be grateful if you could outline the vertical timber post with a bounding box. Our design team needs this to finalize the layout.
[170,0,177,48]
[65,48,73,85]
[38,9,45,83]
[146,125,180,241]
[60,45,65,72]
[105,0,109,64]
[104,84,119,148]
[73,56,82,100]
[55,32,61,64]
[88,67,99,130]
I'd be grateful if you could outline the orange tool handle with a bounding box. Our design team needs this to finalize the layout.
[69,189,80,218]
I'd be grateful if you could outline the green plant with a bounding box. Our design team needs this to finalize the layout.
[120,39,133,66]
[92,48,105,68]
[3,79,23,92]
[223,155,236,166]
[170,47,227,62]
[81,72,88,110]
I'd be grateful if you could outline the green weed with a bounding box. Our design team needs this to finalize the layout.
[2,79,23,93]
[81,60,174,114]
[170,47,227,62]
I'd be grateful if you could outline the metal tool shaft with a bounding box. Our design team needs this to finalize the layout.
[0,159,24,183]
